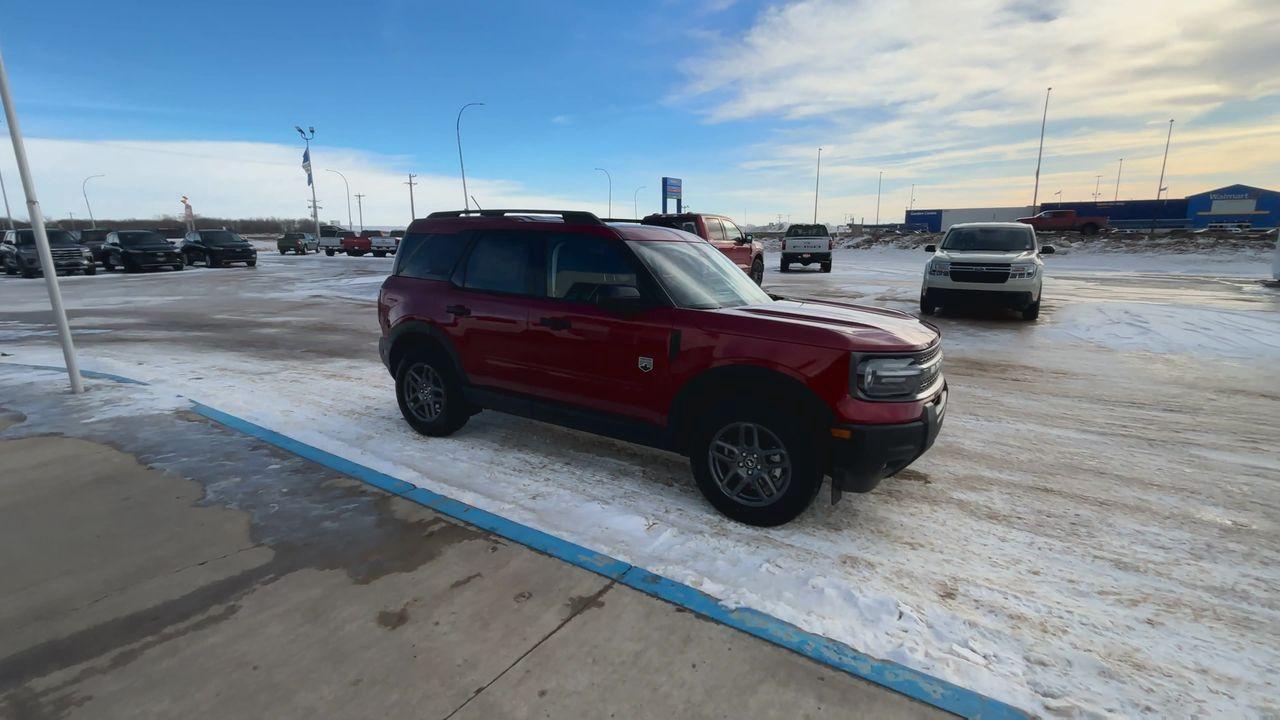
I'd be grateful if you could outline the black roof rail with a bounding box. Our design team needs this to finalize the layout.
[425,209,603,224]
[599,217,642,224]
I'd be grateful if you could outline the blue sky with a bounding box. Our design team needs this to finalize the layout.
[2,0,1277,225]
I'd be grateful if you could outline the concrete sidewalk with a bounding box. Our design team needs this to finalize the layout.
[0,374,950,719]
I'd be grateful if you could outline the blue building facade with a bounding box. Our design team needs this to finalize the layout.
[1183,184,1279,229]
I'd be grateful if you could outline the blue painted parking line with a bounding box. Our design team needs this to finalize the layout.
[0,361,1027,719]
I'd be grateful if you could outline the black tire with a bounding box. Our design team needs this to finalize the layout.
[373,250,386,258]
[123,257,139,273]
[247,260,257,267]
[920,293,937,315]
[325,249,335,257]
[4,259,17,275]
[820,261,832,273]
[688,400,822,526]
[84,264,97,276]
[173,263,184,271]
[779,260,790,273]
[1081,223,1099,236]
[207,253,221,268]
[279,248,287,255]
[103,255,115,272]
[21,264,36,279]
[1022,300,1041,321]
[395,349,470,436]
[750,258,764,285]
[183,252,194,267]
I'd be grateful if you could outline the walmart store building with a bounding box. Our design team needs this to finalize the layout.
[906,184,1279,232]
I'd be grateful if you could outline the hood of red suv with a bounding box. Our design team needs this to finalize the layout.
[718,298,938,352]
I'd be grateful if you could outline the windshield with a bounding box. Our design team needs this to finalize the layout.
[628,240,772,309]
[201,231,244,246]
[118,231,168,247]
[786,224,828,237]
[941,226,1034,252]
[14,229,80,246]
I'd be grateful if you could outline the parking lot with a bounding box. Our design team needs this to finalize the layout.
[2,242,1278,716]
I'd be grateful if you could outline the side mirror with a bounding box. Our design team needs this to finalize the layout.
[1040,245,1055,255]
[743,233,754,242]
[924,244,937,252]
[596,285,646,314]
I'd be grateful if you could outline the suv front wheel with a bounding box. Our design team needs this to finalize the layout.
[690,401,822,526]
[395,349,470,436]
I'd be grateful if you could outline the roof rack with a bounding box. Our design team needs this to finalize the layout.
[599,217,642,224]
[426,209,603,224]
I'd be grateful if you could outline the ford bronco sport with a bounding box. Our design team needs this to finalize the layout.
[378,210,946,526]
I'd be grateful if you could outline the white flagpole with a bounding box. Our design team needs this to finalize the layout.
[0,46,83,393]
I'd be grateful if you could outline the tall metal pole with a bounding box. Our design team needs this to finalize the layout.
[1093,175,1102,202]
[1032,86,1052,211]
[633,185,645,218]
[594,167,611,217]
[296,126,321,240]
[354,193,365,233]
[0,164,13,231]
[325,168,353,231]
[1156,119,1174,200]
[405,173,418,221]
[812,147,822,224]
[875,170,883,225]
[456,102,484,211]
[1114,158,1123,201]
[909,183,916,211]
[81,173,104,228]
[0,48,83,393]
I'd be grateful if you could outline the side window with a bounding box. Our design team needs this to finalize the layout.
[680,221,698,234]
[721,220,743,243]
[706,218,727,242]
[461,231,537,295]
[545,235,637,302]
[397,232,470,280]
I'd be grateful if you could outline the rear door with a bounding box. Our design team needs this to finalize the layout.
[521,232,672,425]
[449,230,540,394]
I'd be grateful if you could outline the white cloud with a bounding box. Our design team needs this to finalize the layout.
[0,138,596,226]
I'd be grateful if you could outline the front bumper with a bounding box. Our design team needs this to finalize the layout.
[126,253,183,268]
[21,256,93,274]
[828,387,946,498]
[924,287,1035,309]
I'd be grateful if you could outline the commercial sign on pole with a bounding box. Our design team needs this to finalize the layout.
[661,176,682,214]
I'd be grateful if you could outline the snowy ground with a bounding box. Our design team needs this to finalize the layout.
[1,246,1277,718]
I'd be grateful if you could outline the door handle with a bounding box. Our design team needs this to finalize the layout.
[537,316,572,330]
[446,304,471,317]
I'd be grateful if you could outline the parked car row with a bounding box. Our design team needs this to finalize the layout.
[1,227,260,277]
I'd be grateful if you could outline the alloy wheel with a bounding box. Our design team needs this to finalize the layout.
[707,422,791,507]
[402,362,446,422]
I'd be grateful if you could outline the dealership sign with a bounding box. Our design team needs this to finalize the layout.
[662,177,682,199]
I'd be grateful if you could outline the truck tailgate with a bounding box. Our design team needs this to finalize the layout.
[784,237,829,252]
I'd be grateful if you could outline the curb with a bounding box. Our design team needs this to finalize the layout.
[3,362,1028,719]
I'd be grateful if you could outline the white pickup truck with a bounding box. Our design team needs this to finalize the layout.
[780,224,833,272]
[368,231,399,258]
[318,225,349,256]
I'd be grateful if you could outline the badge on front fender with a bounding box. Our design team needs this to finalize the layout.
[638,356,654,373]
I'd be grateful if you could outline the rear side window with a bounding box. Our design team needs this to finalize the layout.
[705,218,727,242]
[397,233,470,280]
[461,231,537,295]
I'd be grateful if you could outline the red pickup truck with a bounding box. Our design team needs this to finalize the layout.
[340,231,371,257]
[378,209,946,526]
[639,213,765,284]
[1017,209,1107,235]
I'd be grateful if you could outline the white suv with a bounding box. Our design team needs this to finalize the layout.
[919,222,1054,321]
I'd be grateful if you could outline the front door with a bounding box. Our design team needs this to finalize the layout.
[521,233,672,425]
[719,219,752,271]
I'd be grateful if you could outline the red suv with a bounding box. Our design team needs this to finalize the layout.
[378,210,946,526]
[640,213,765,285]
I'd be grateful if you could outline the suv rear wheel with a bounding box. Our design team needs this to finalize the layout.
[395,349,470,436]
[690,401,822,526]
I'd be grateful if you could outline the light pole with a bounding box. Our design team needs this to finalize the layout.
[812,147,822,224]
[1156,119,1174,200]
[81,173,104,228]
[295,125,321,240]
[594,167,612,217]
[633,185,645,218]
[1032,86,1052,211]
[0,47,83,393]
[354,193,365,233]
[1114,158,1123,201]
[405,173,418,221]
[456,102,484,211]
[909,183,916,212]
[0,164,12,231]
[325,168,353,231]
[1093,175,1102,202]
[67,211,75,229]
[875,170,883,226]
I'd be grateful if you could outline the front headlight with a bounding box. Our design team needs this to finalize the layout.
[1009,263,1037,279]
[81,248,92,258]
[928,259,950,276]
[852,349,943,399]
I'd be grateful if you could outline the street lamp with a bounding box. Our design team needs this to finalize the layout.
[633,185,645,218]
[325,168,354,231]
[81,174,104,228]
[0,165,13,231]
[456,102,484,211]
[813,147,822,224]
[1114,158,1124,201]
[295,125,321,240]
[594,167,612,217]
[875,170,883,226]
[1032,86,1052,211]
[1093,175,1102,202]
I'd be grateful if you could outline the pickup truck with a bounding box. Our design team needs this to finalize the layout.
[318,224,350,256]
[1017,209,1107,235]
[639,213,765,284]
[365,230,398,257]
[780,224,832,272]
[340,231,372,257]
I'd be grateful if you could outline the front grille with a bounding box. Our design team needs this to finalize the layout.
[914,343,944,391]
[949,262,1009,284]
[52,248,83,262]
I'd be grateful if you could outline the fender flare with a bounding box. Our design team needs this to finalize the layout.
[385,320,469,384]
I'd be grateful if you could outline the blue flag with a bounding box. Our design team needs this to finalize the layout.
[302,148,313,186]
